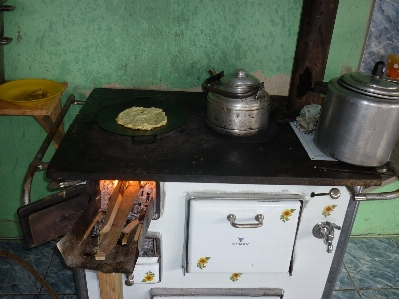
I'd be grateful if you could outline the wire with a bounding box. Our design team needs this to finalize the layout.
[0,250,60,299]
[0,219,19,223]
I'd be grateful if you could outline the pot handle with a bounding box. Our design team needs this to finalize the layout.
[313,81,328,95]
[202,71,262,99]
[372,61,385,77]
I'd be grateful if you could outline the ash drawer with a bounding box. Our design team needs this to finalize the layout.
[185,197,301,274]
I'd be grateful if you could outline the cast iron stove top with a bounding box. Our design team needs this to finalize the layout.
[46,88,383,186]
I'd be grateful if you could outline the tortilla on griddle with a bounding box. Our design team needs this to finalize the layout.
[115,106,167,130]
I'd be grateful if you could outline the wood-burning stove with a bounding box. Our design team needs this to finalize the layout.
[19,89,398,299]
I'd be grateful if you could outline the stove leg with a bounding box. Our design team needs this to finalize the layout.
[321,198,359,299]
[74,268,88,299]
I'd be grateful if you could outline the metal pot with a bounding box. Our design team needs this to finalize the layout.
[314,61,399,167]
[202,69,270,136]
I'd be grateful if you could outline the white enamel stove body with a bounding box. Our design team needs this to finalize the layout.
[86,182,350,299]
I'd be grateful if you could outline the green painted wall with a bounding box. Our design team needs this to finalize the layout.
[0,0,378,238]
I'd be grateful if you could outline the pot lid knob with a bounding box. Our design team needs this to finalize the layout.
[236,69,247,78]
[220,68,260,88]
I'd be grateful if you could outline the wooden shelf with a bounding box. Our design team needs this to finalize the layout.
[0,82,68,149]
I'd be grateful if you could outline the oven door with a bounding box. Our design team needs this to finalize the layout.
[17,181,98,248]
[185,196,302,274]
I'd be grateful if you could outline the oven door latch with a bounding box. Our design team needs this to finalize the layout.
[312,221,341,253]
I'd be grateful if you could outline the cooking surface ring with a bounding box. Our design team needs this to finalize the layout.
[97,99,187,138]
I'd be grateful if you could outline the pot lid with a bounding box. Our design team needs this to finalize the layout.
[339,72,399,99]
[220,69,260,89]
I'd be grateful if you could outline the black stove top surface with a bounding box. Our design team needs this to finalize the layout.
[47,88,383,186]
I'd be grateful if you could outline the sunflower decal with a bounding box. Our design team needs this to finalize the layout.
[197,257,211,270]
[230,272,242,282]
[322,205,337,217]
[141,271,155,282]
[280,209,296,222]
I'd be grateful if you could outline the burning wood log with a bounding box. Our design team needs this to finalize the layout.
[99,181,123,234]
[57,180,155,273]
[96,181,139,260]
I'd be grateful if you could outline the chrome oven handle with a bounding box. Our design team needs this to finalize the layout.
[227,214,264,228]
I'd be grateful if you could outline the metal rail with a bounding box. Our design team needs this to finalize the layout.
[322,189,360,299]
[22,95,84,205]
[353,189,399,201]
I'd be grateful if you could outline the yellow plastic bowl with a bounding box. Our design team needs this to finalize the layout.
[0,79,63,104]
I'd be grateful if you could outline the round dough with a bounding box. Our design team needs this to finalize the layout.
[116,106,167,130]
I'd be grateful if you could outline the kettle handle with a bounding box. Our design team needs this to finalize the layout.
[202,71,262,99]
[313,81,329,95]
[201,70,224,92]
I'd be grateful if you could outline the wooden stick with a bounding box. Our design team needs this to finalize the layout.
[120,219,140,245]
[99,181,122,235]
[96,181,140,261]
[79,211,104,245]
[121,219,139,234]
[134,223,143,241]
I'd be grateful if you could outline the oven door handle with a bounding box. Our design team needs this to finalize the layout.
[227,214,264,228]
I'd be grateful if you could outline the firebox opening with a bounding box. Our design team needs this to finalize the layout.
[56,180,159,273]
[92,180,157,260]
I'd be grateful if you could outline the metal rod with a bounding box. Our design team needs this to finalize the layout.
[344,161,399,200]
[354,189,399,201]
[322,190,360,299]
[0,236,24,240]
[22,95,82,205]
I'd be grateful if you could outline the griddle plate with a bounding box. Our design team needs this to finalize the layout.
[97,99,187,141]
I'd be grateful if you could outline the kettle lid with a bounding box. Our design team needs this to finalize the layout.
[220,69,260,89]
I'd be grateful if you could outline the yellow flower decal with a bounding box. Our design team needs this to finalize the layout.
[230,272,242,282]
[197,257,211,269]
[322,205,337,217]
[141,271,155,282]
[280,209,296,222]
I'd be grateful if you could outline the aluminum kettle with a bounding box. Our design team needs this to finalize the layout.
[202,69,270,137]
